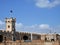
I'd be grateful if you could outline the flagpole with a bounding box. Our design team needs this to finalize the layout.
[31,33,32,41]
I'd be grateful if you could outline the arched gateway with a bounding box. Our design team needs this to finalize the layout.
[0,35,3,42]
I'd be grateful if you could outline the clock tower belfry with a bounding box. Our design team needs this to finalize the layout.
[5,10,16,41]
[5,17,16,32]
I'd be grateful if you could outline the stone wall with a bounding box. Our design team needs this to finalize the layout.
[0,40,59,45]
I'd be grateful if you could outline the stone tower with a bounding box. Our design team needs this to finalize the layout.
[5,17,16,32]
[5,17,16,41]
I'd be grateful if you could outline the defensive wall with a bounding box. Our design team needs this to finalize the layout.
[0,40,60,45]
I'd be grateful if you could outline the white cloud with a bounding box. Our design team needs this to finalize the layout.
[0,20,60,33]
[16,23,24,31]
[15,23,60,33]
[0,20,4,25]
[39,24,49,29]
[16,23,24,28]
[16,23,50,33]
[0,20,5,30]
[35,0,60,8]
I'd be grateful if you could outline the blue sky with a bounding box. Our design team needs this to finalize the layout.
[0,0,60,33]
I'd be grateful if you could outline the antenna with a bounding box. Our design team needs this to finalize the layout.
[50,30,51,33]
[48,29,51,34]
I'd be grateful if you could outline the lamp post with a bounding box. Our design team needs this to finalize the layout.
[4,37,6,45]
[20,32,21,45]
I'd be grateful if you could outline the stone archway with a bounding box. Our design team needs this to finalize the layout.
[23,35,28,40]
[0,35,3,42]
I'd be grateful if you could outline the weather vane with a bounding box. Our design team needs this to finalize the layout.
[10,10,13,13]
[10,10,13,17]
